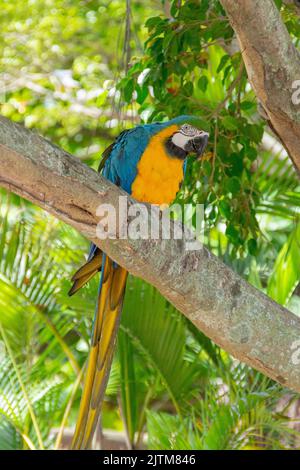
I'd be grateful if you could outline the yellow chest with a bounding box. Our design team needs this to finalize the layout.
[131,125,184,206]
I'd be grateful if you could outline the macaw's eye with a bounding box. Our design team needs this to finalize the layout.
[181,124,190,135]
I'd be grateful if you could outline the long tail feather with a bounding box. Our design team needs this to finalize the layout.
[71,256,128,449]
[68,250,103,296]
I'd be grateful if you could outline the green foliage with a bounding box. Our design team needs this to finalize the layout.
[0,0,300,451]
[121,278,202,408]
[118,2,265,255]
[0,194,84,448]
[268,221,300,306]
[146,372,299,450]
[0,0,153,167]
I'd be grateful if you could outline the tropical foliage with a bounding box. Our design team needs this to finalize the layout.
[0,0,299,450]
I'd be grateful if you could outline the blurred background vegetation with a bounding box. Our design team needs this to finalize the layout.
[0,0,299,450]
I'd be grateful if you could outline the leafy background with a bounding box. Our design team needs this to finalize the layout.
[0,0,299,449]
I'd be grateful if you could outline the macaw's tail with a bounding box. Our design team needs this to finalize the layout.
[69,252,128,449]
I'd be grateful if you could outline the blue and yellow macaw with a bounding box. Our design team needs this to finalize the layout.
[69,115,209,449]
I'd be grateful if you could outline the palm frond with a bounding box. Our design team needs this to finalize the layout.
[120,277,202,411]
[267,221,300,306]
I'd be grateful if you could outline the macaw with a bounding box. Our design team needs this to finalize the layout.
[69,115,209,449]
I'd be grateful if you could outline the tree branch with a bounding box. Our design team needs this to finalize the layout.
[0,115,300,392]
[220,0,300,174]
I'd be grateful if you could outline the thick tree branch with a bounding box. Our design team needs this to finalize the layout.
[220,0,300,174]
[0,115,300,392]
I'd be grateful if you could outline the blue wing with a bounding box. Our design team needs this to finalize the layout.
[86,125,150,262]
[101,126,151,192]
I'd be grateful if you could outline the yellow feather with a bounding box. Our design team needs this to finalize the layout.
[71,259,128,449]
[131,125,184,205]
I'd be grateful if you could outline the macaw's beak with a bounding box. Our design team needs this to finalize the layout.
[192,132,209,159]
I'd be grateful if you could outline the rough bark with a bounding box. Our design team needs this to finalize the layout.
[0,115,300,391]
[220,0,300,174]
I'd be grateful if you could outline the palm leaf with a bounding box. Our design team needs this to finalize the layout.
[118,329,138,447]
[267,220,300,306]
[120,277,202,412]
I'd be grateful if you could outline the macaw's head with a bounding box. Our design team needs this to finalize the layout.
[164,116,209,160]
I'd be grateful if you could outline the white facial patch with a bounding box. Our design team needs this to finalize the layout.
[171,132,192,150]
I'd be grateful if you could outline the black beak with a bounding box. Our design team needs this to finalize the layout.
[192,132,209,159]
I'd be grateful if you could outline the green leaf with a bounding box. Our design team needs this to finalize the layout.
[183,81,194,97]
[227,153,244,177]
[247,123,264,143]
[247,239,258,256]
[197,75,208,92]
[267,222,300,306]
[225,176,241,194]
[118,330,138,446]
[146,411,202,450]
[145,16,165,31]
[222,116,239,131]
[217,54,230,73]
[274,0,282,9]
[240,101,256,112]
[136,85,148,105]
[247,146,258,162]
[123,78,134,103]
[219,200,231,219]
[225,224,241,245]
